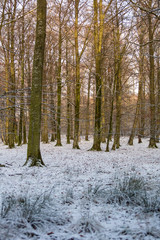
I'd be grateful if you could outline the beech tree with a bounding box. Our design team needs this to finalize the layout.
[24,0,47,166]
[91,0,113,151]
[8,0,17,149]
[18,0,26,146]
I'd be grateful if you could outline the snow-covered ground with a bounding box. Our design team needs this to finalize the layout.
[0,137,160,240]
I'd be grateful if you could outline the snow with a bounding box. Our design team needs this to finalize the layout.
[0,137,160,240]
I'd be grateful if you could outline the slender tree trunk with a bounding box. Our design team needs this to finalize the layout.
[148,13,157,148]
[101,75,106,143]
[112,68,121,150]
[2,37,10,145]
[70,48,75,140]
[50,76,56,142]
[128,89,141,145]
[137,21,145,144]
[106,75,115,152]
[128,24,145,145]
[73,0,81,149]
[55,7,62,146]
[85,69,91,141]
[0,1,7,144]
[25,0,47,166]
[66,37,71,144]
[138,70,145,144]
[23,121,27,144]
[8,1,17,148]
[26,46,31,144]
[18,3,25,146]
[139,81,145,142]
[112,2,121,150]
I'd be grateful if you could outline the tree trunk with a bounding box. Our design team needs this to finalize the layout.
[101,75,106,143]
[112,2,121,150]
[50,82,56,142]
[90,0,104,151]
[8,1,17,149]
[18,3,25,146]
[25,0,47,166]
[156,47,160,142]
[66,37,71,144]
[138,20,145,144]
[55,6,62,146]
[148,13,157,148]
[41,59,49,144]
[85,69,91,141]
[2,36,9,145]
[73,0,80,149]
[128,90,141,145]
[0,1,7,144]
[106,74,115,152]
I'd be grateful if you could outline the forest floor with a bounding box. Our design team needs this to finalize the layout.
[0,137,160,240]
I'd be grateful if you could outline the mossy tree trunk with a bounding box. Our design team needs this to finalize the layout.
[90,0,113,151]
[148,12,157,148]
[156,47,160,142]
[25,0,47,166]
[90,0,103,151]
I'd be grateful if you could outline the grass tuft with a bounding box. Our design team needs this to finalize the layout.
[107,173,147,206]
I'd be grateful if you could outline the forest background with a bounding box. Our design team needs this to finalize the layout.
[0,0,160,165]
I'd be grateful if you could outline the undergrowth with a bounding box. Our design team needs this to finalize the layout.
[0,189,70,239]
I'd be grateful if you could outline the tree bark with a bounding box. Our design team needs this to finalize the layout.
[41,59,49,144]
[128,88,141,145]
[8,0,17,149]
[90,0,104,151]
[85,69,91,141]
[106,74,115,152]
[148,13,157,148]
[18,2,25,146]
[112,3,121,150]
[66,37,71,144]
[55,4,62,146]
[25,0,47,166]
[73,0,80,149]
[156,47,160,142]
